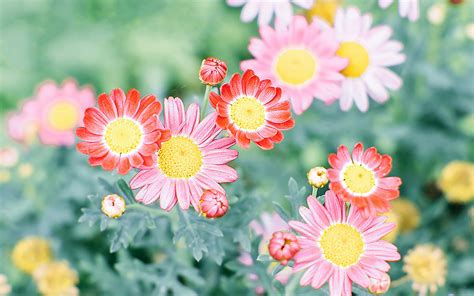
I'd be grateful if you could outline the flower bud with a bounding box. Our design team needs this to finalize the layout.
[368,273,391,295]
[307,166,328,188]
[199,189,229,218]
[101,194,126,218]
[268,231,300,265]
[199,57,228,86]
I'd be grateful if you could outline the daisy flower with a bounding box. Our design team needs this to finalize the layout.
[289,191,400,295]
[209,70,294,149]
[227,0,314,27]
[379,0,419,22]
[129,97,238,211]
[76,88,170,175]
[6,99,39,145]
[327,142,402,217]
[241,16,347,115]
[332,7,405,112]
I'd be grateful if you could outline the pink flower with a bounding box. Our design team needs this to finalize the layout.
[199,57,228,86]
[327,142,402,217]
[289,191,400,296]
[6,99,40,145]
[199,189,229,218]
[241,15,347,114]
[379,0,419,21]
[268,231,300,265]
[130,97,238,211]
[0,147,19,168]
[368,273,391,294]
[332,7,405,112]
[101,194,126,218]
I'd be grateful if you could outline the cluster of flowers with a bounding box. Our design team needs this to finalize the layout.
[11,237,78,295]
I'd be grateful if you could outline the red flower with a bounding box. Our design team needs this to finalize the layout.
[209,70,295,150]
[199,57,228,86]
[268,231,299,265]
[199,189,229,218]
[76,88,170,175]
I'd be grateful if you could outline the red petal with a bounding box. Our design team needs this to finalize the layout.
[125,89,141,118]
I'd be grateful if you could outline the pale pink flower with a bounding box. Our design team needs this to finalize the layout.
[0,147,19,168]
[332,7,405,112]
[379,0,419,21]
[368,273,391,294]
[101,194,126,218]
[268,231,300,265]
[289,191,400,296]
[6,100,40,145]
[241,16,347,114]
[227,0,315,26]
[199,189,229,218]
[130,97,238,211]
[199,57,228,86]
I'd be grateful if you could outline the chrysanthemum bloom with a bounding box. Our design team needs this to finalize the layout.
[199,57,228,86]
[227,0,314,26]
[289,191,400,295]
[209,70,294,149]
[199,189,229,218]
[6,100,40,145]
[101,194,126,218]
[380,210,399,242]
[368,273,391,295]
[268,231,300,265]
[307,166,328,188]
[437,161,474,203]
[379,0,419,21]
[130,97,238,211]
[391,198,420,233]
[33,261,79,296]
[0,274,12,296]
[327,142,402,217]
[332,7,405,112]
[12,236,52,274]
[0,147,19,168]
[241,16,347,115]
[305,0,341,25]
[403,244,447,296]
[76,88,170,175]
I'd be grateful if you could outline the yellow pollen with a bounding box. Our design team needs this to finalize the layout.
[319,223,364,268]
[229,96,266,131]
[343,163,376,195]
[47,101,78,131]
[104,118,143,154]
[275,49,317,85]
[336,42,370,77]
[158,136,203,179]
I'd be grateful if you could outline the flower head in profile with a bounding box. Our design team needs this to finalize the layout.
[437,161,474,203]
[368,273,391,295]
[268,231,300,265]
[241,16,347,114]
[130,97,238,211]
[76,88,170,175]
[199,57,228,86]
[403,244,447,296]
[33,261,79,296]
[101,194,126,218]
[227,0,314,26]
[199,189,229,218]
[379,0,419,21]
[332,7,405,112]
[209,70,294,149]
[7,79,95,146]
[12,236,52,274]
[327,142,402,217]
[289,191,400,295]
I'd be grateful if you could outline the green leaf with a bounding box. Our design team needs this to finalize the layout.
[272,201,290,222]
[116,179,135,204]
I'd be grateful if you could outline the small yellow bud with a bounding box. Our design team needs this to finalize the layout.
[307,167,328,188]
[101,194,126,218]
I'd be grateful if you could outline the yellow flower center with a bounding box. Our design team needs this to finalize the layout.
[275,49,317,85]
[104,118,143,154]
[343,163,376,195]
[336,42,370,78]
[229,96,266,131]
[319,223,364,268]
[158,136,203,179]
[47,101,78,131]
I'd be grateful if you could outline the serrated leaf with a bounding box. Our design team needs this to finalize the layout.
[272,201,290,222]
[98,177,116,193]
[78,208,101,226]
[110,226,131,253]
[117,179,135,203]
[317,194,325,205]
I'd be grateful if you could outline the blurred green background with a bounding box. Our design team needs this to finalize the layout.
[0,0,473,295]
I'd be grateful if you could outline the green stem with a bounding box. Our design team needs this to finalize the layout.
[127,203,164,216]
[391,275,410,288]
[312,186,318,197]
[200,85,212,120]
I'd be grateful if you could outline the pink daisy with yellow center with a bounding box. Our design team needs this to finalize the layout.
[241,15,347,115]
[289,191,400,295]
[130,97,238,211]
[327,142,402,217]
[76,88,170,175]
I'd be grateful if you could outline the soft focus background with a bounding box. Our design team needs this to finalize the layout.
[1,0,473,295]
